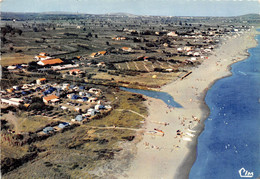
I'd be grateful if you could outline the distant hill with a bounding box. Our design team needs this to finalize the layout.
[238,13,260,19]
[1,11,260,21]
[105,12,138,17]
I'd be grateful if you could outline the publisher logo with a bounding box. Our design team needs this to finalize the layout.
[238,168,254,178]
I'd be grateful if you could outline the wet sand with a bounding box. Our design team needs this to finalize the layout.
[122,28,258,179]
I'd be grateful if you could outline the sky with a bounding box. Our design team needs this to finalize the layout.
[1,0,260,17]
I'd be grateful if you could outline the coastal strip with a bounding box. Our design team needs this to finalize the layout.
[123,28,258,179]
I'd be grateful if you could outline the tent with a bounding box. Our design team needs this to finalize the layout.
[71,95,79,100]
[82,97,88,101]
[75,115,83,122]
[58,122,70,129]
[43,127,54,134]
[79,86,85,90]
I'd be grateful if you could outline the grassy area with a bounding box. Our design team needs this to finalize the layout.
[0,53,35,66]
[2,90,147,178]
[87,90,147,128]
[0,141,29,159]
[17,115,52,133]
[93,71,181,88]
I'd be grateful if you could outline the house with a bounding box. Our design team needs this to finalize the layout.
[88,97,98,103]
[188,57,197,62]
[89,88,101,94]
[36,78,47,85]
[97,62,106,68]
[184,46,193,52]
[177,48,183,52]
[187,51,193,56]
[87,108,99,116]
[121,47,132,52]
[43,127,54,134]
[95,104,105,110]
[90,52,99,58]
[51,64,79,71]
[43,95,59,104]
[112,37,126,40]
[37,58,63,66]
[98,51,107,56]
[7,66,17,70]
[69,69,81,75]
[193,52,200,57]
[13,86,21,91]
[67,93,75,99]
[1,98,22,106]
[60,106,68,110]
[34,55,52,61]
[6,88,15,93]
[167,31,178,37]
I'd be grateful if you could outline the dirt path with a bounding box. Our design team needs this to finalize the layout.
[4,111,20,133]
[86,125,142,131]
[116,109,146,119]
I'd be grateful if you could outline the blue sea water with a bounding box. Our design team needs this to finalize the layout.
[189,34,260,179]
[120,87,182,108]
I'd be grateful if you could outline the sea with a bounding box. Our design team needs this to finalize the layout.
[189,32,260,178]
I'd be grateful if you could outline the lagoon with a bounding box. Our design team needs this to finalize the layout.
[120,87,182,108]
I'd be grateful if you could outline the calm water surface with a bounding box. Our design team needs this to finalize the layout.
[120,87,182,108]
[189,34,260,179]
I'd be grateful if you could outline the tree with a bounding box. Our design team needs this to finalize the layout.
[33,27,38,32]
[86,32,92,37]
[17,29,23,36]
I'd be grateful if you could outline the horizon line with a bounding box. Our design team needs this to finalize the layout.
[2,11,260,18]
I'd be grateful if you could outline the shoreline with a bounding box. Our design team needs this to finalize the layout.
[122,28,258,179]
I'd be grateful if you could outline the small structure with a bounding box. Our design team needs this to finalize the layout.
[69,69,81,75]
[36,78,47,85]
[34,55,52,61]
[98,51,107,56]
[7,66,17,70]
[97,62,106,68]
[121,47,132,52]
[184,46,192,52]
[39,52,48,56]
[67,93,75,99]
[61,106,68,110]
[193,52,200,57]
[6,88,15,93]
[1,98,22,106]
[95,104,105,110]
[112,37,126,40]
[58,122,70,129]
[167,31,178,37]
[90,52,99,58]
[43,95,59,104]
[75,115,83,122]
[43,127,54,134]
[177,48,183,52]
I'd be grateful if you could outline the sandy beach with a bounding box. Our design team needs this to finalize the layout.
[123,28,258,179]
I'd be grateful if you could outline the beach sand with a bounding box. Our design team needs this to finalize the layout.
[122,28,258,179]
